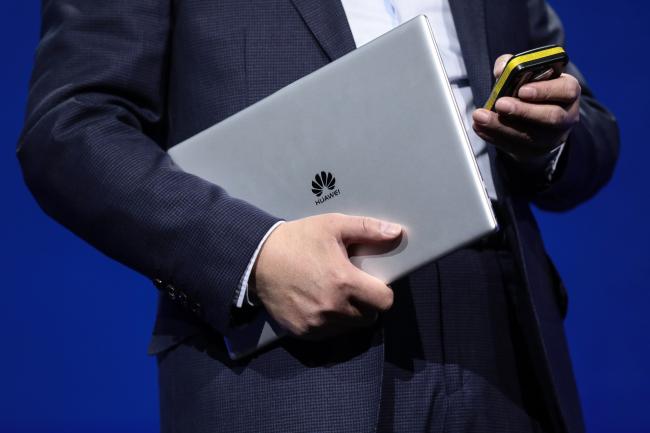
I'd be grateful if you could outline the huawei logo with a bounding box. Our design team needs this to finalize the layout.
[311,171,341,206]
[311,171,336,197]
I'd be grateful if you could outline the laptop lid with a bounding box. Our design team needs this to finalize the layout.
[168,16,497,359]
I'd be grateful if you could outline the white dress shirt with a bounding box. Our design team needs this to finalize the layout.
[235,0,563,307]
[340,0,564,200]
[341,0,498,198]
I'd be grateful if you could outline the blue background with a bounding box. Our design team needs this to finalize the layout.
[2,1,648,432]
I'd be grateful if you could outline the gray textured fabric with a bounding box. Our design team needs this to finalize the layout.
[378,247,550,433]
[17,0,619,432]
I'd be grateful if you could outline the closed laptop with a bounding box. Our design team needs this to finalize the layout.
[168,16,497,359]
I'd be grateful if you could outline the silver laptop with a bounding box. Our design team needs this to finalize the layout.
[168,15,497,359]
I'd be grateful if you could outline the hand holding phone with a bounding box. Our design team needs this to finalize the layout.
[484,45,569,111]
[472,45,581,161]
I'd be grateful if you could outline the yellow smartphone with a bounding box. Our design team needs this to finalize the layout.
[484,45,569,111]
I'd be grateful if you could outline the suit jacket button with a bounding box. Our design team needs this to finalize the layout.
[166,285,177,301]
[177,291,188,307]
[153,278,165,290]
[191,302,202,315]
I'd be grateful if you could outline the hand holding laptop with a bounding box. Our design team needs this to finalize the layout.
[252,214,401,339]
[168,17,497,358]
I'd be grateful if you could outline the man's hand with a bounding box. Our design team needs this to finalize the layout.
[472,54,582,161]
[251,213,401,339]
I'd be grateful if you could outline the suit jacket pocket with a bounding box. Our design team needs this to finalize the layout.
[148,333,197,356]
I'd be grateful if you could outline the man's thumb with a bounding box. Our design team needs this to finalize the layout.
[337,215,402,244]
[494,54,513,79]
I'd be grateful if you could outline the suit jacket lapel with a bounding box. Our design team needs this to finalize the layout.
[290,0,357,61]
[448,0,492,106]
[291,0,491,100]
[448,5,569,430]
[290,0,492,104]
[448,0,507,198]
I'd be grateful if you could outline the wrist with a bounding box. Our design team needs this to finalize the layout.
[235,221,285,308]
[251,220,289,302]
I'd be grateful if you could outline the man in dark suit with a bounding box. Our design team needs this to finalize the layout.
[17,0,618,432]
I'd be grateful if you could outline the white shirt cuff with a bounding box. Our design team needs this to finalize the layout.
[234,221,285,308]
[544,142,566,182]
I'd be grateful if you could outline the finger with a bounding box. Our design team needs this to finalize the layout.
[296,310,377,340]
[494,54,513,79]
[517,74,582,104]
[473,123,548,161]
[472,123,524,157]
[348,301,380,325]
[473,108,532,143]
[473,109,569,159]
[494,97,572,128]
[346,266,394,313]
[335,214,402,244]
[323,303,379,328]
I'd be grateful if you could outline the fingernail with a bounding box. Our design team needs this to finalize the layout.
[519,86,536,99]
[380,222,402,237]
[496,99,515,114]
[473,110,490,125]
[494,56,510,77]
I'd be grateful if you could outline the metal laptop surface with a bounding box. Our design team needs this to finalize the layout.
[168,16,497,359]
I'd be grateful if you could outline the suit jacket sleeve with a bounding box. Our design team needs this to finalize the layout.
[16,0,281,335]
[515,0,620,211]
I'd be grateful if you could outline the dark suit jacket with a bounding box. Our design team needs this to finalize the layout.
[18,0,618,432]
